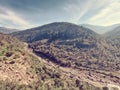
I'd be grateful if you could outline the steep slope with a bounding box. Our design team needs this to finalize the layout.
[0,27,18,34]
[11,22,120,89]
[0,33,107,90]
[105,26,120,48]
[81,24,120,34]
[0,33,37,85]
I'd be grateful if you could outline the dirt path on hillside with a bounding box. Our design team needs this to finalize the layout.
[24,43,120,89]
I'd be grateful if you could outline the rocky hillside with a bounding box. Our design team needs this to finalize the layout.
[105,26,120,48]
[12,22,120,71]
[1,33,110,90]
[11,22,120,89]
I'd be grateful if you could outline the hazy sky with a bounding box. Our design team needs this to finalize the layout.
[0,0,120,29]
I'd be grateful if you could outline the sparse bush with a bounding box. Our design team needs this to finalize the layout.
[5,52,13,57]
[103,87,109,90]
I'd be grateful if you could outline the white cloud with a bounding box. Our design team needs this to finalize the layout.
[62,0,113,25]
[63,0,94,24]
[88,0,120,26]
[0,7,32,29]
[0,0,120,28]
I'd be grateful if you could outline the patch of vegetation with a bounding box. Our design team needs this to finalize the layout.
[0,33,103,90]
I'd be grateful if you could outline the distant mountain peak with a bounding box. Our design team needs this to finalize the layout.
[80,23,120,34]
[0,27,19,34]
[11,22,98,43]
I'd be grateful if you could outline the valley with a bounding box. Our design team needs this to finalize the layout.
[0,22,120,90]
[26,42,120,89]
[0,0,120,90]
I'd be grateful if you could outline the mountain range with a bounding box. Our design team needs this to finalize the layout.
[11,22,120,88]
[81,24,120,34]
[0,27,19,34]
[0,22,120,90]
[1,33,99,90]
